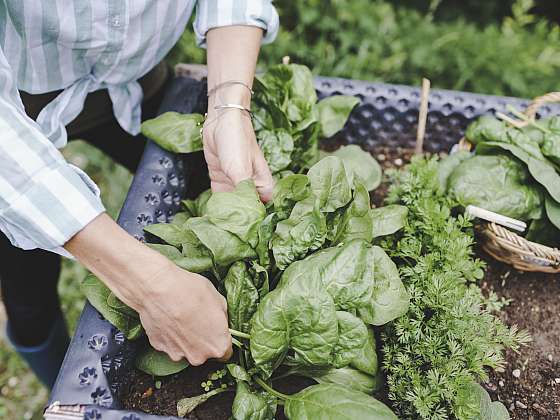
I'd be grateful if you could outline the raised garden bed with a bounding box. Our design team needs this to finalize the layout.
[47,76,560,419]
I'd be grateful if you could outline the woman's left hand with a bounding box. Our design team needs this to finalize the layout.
[202,109,274,202]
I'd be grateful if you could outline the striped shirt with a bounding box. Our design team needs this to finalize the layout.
[0,1,278,255]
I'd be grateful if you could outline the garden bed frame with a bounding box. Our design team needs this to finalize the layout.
[45,75,559,420]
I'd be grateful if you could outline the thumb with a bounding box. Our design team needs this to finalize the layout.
[252,150,274,202]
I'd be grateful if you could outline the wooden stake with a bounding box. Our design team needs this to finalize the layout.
[415,78,431,155]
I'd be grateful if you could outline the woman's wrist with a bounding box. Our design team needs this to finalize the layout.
[208,83,252,114]
[64,213,173,311]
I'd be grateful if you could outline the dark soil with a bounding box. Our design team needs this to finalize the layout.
[119,362,313,419]
[121,145,560,419]
[480,260,560,419]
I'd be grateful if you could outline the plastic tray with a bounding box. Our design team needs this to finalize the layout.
[47,75,560,419]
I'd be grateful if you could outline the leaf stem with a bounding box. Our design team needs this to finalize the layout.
[254,377,290,401]
[231,337,244,349]
[229,328,251,340]
[211,265,222,283]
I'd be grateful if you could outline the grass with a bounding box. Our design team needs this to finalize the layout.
[0,141,132,419]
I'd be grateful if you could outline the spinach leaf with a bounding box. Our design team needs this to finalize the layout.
[140,112,204,154]
[447,154,543,220]
[370,205,408,238]
[273,174,311,220]
[179,229,215,273]
[332,182,373,245]
[227,364,252,382]
[182,189,211,217]
[526,217,560,247]
[81,274,143,340]
[477,141,560,203]
[307,156,352,212]
[332,311,368,368]
[465,116,507,145]
[135,344,188,376]
[466,382,510,420]
[331,145,382,191]
[170,211,191,225]
[144,223,187,247]
[304,366,380,395]
[289,64,318,108]
[283,384,398,420]
[256,213,278,268]
[437,150,472,191]
[279,240,374,311]
[257,130,295,173]
[205,180,266,248]
[358,246,409,326]
[186,217,257,267]
[541,132,560,167]
[225,262,259,333]
[232,381,276,420]
[272,201,327,270]
[107,292,138,318]
[250,277,338,373]
[316,96,360,138]
[544,194,560,230]
[147,240,213,274]
[349,328,378,376]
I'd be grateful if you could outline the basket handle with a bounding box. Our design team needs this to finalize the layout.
[523,91,560,120]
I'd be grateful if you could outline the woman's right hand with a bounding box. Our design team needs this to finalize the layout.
[65,213,232,366]
[135,262,232,365]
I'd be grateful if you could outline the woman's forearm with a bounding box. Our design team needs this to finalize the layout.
[206,25,263,110]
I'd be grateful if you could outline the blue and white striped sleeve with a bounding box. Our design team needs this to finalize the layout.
[193,0,279,48]
[0,47,105,255]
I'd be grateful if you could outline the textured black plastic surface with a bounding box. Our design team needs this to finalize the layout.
[50,75,560,419]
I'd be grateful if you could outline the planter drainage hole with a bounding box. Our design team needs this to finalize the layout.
[87,334,108,351]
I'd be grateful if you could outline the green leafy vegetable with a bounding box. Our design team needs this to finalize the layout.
[232,382,276,420]
[358,246,409,325]
[135,344,189,376]
[370,205,408,238]
[141,112,203,154]
[301,366,380,395]
[331,145,382,191]
[81,274,143,340]
[307,156,352,212]
[283,384,398,420]
[332,182,373,245]
[205,180,266,247]
[316,96,360,138]
[258,130,295,173]
[250,276,338,372]
[447,154,543,220]
[224,262,259,333]
[273,174,311,219]
[332,311,368,368]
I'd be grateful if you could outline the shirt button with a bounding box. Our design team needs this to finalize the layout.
[111,15,121,27]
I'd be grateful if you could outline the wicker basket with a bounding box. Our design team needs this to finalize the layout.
[457,92,560,273]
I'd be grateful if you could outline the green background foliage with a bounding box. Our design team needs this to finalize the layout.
[171,0,560,99]
[1,1,557,418]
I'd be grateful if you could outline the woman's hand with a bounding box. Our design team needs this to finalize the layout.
[202,109,273,202]
[204,25,273,201]
[136,262,232,365]
[65,213,232,366]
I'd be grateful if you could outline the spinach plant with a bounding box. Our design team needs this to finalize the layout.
[82,153,408,419]
[442,114,560,246]
[140,63,360,174]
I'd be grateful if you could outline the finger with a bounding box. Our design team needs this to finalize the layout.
[252,149,275,202]
[215,335,233,363]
